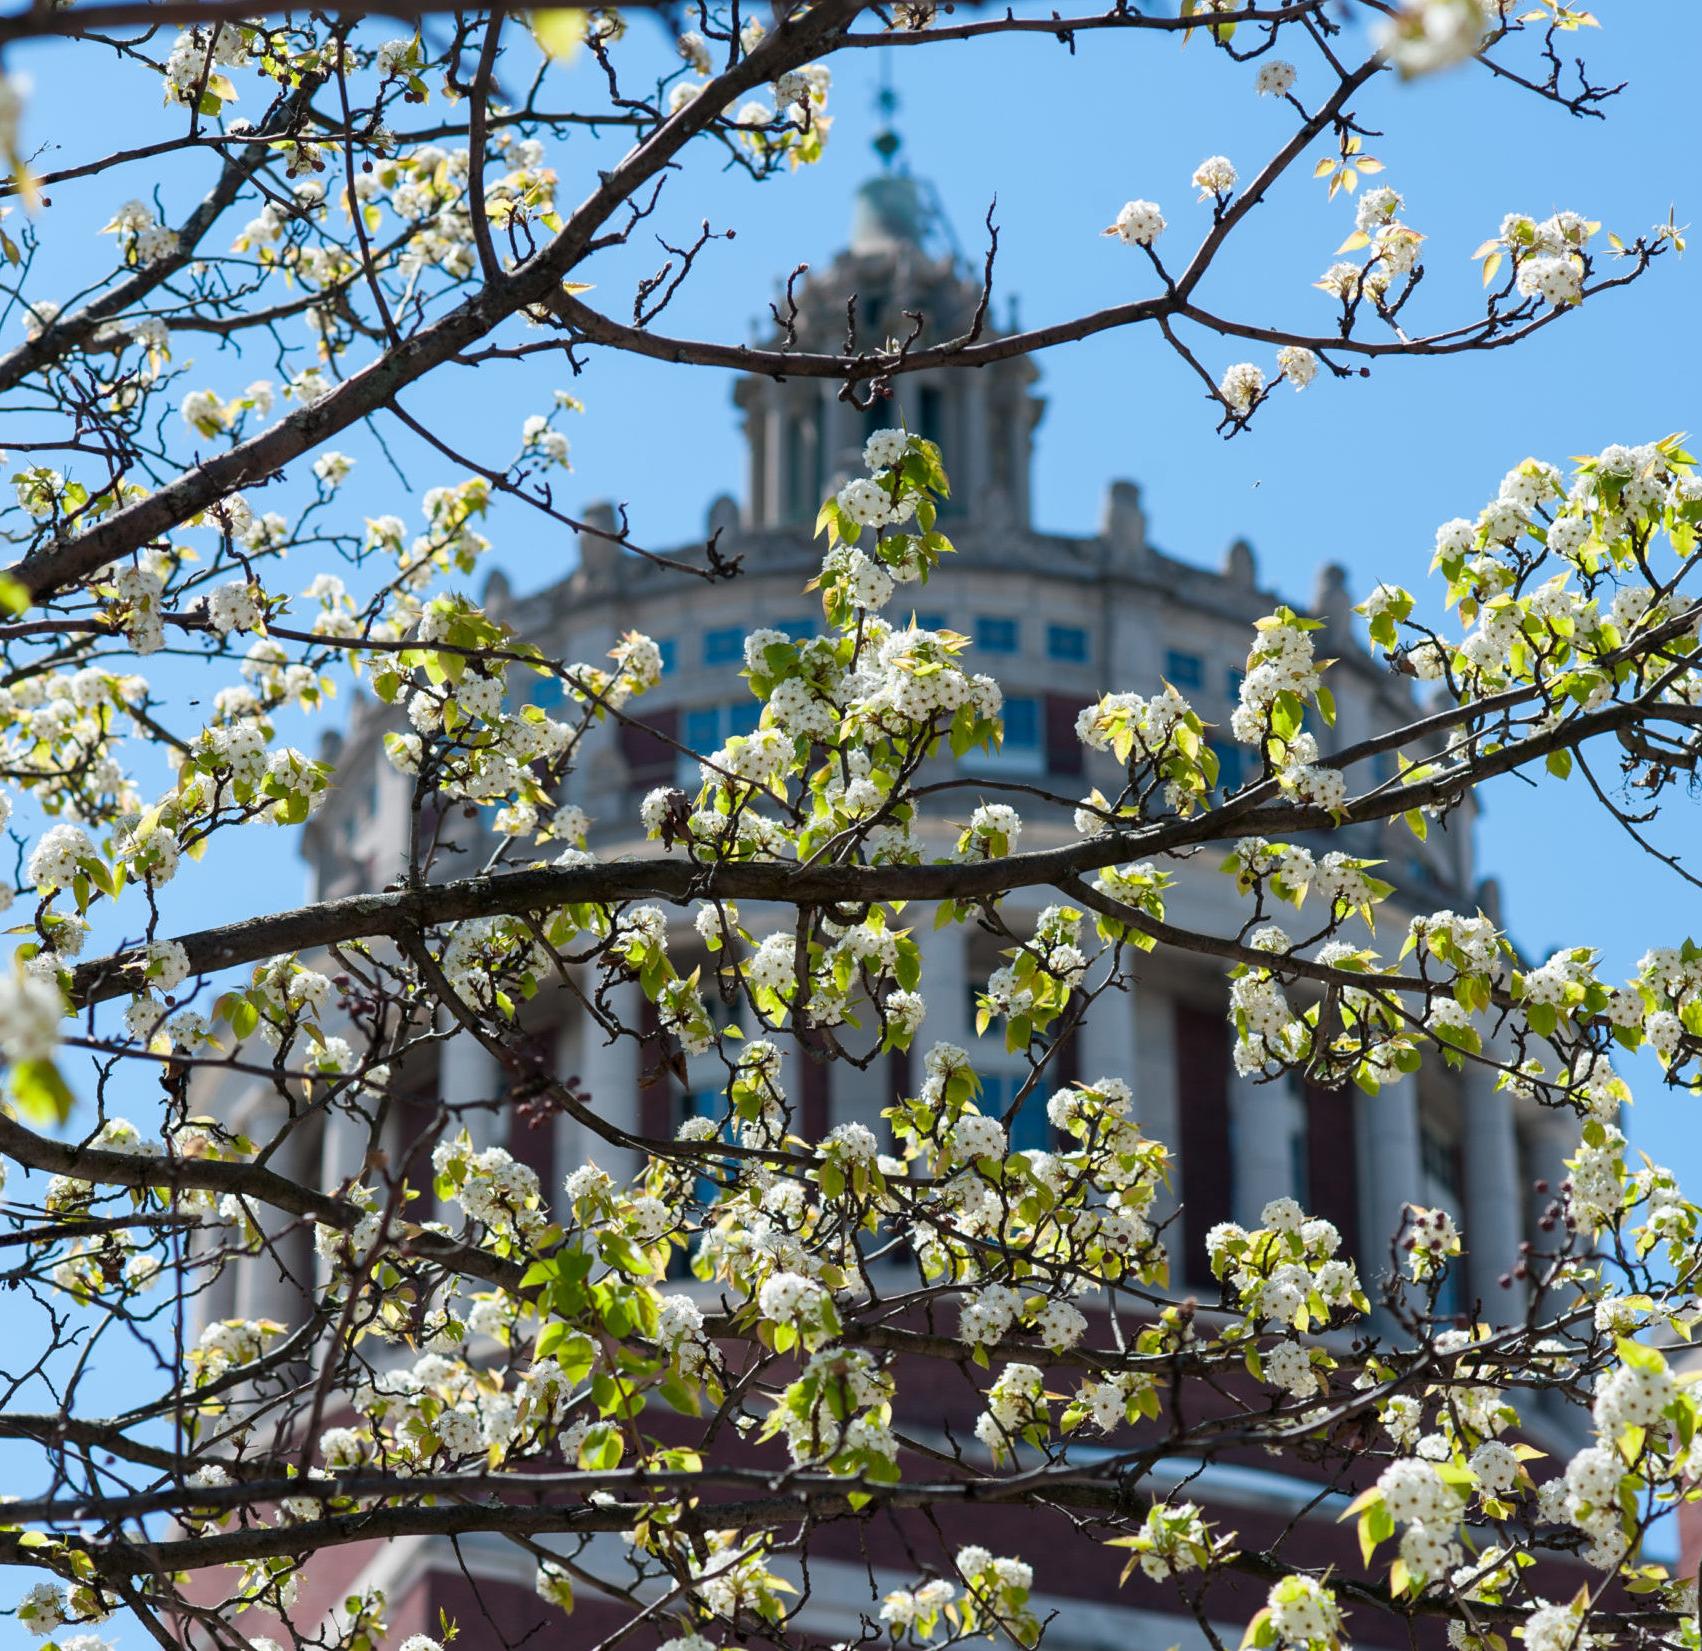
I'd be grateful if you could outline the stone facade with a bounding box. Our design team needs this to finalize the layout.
[200,170,1577,1651]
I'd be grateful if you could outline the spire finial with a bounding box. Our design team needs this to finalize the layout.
[871,59,901,170]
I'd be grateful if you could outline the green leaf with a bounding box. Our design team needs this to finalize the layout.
[1238,1607,1275,1651]
[1616,1336,1668,1376]
[658,1375,702,1416]
[532,8,588,58]
[11,1058,74,1125]
[579,1423,623,1471]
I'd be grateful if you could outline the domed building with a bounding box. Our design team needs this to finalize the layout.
[202,150,1579,1651]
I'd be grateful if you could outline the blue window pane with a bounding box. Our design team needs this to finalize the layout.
[912,612,948,632]
[1047,624,1089,663]
[1432,1265,1462,1319]
[1209,740,1243,793]
[704,627,743,666]
[1373,750,1398,785]
[976,617,1020,654]
[777,617,816,640]
[1165,650,1203,689]
[683,707,720,750]
[1226,666,1245,701]
[1003,697,1040,748]
[658,639,677,677]
[984,1072,1050,1153]
[728,700,761,737]
[532,675,565,708]
[1009,1096,1051,1155]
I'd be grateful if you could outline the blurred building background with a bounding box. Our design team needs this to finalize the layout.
[195,151,1582,1651]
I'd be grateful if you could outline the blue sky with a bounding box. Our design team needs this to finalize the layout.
[2,7,1699,1641]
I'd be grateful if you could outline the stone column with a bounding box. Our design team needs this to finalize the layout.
[374,767,411,884]
[1077,981,1138,1093]
[319,1094,370,1196]
[1523,1107,1582,1432]
[318,1096,372,1291]
[1462,1065,1525,1306]
[580,977,643,1180]
[765,401,789,525]
[1133,984,1179,1225]
[959,379,988,514]
[913,912,972,1058]
[1014,398,1038,526]
[824,384,862,485]
[200,1085,258,1324]
[198,1245,239,1327]
[1355,1085,1422,1281]
[830,1051,883,1135]
[1230,1072,1300,1227]
[237,1099,316,1328]
[1524,1107,1579,1265]
[229,1097,315,1417]
[744,400,766,529]
[553,1016,588,1192]
[440,1027,504,1151]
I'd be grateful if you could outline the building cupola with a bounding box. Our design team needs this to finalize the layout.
[734,80,1042,537]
